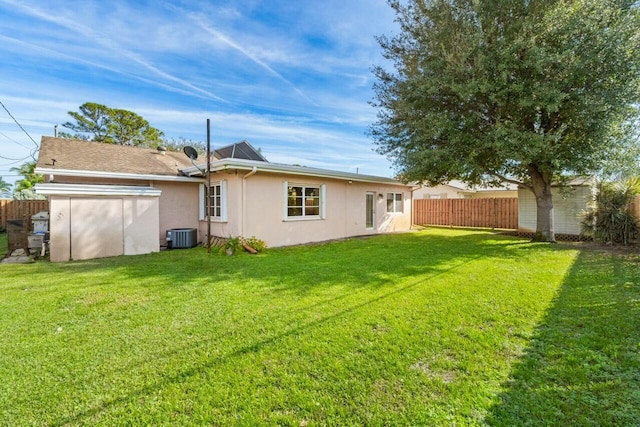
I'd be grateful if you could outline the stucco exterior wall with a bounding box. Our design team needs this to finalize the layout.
[46,177,200,248]
[49,197,71,263]
[123,197,160,255]
[46,175,142,186]
[198,171,412,247]
[518,186,593,235]
[48,195,160,262]
[155,182,199,246]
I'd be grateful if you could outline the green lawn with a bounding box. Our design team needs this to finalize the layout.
[0,229,638,425]
[0,232,7,259]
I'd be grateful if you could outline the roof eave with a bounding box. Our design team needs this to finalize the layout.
[35,167,206,183]
[35,183,162,197]
[181,159,408,186]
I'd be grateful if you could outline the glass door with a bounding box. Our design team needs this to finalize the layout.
[366,192,375,229]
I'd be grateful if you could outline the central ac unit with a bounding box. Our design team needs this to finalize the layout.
[166,228,197,249]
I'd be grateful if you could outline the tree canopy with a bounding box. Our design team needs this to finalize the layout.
[371,0,640,241]
[61,102,164,146]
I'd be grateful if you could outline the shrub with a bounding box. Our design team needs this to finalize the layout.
[581,178,640,244]
[219,236,267,255]
[222,236,243,256]
[243,236,267,253]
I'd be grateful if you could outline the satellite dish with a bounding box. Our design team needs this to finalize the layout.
[183,146,198,160]
[183,146,205,174]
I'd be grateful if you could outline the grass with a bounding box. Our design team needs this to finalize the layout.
[0,232,7,259]
[0,228,638,425]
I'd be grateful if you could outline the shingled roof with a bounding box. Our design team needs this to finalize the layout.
[36,137,193,177]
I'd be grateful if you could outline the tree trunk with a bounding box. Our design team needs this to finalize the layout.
[528,165,556,242]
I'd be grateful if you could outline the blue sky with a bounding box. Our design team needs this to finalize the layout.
[0,0,400,188]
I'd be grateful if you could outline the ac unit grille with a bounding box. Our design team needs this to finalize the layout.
[167,228,197,249]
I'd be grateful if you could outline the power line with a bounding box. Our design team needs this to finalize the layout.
[0,154,30,161]
[0,100,39,149]
[0,159,28,167]
[0,130,31,149]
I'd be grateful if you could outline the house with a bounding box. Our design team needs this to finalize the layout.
[518,178,596,236]
[413,180,517,199]
[34,137,413,262]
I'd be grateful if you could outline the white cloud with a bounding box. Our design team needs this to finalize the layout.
[0,0,401,185]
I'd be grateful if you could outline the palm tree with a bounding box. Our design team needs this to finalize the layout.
[11,162,42,191]
[0,176,11,198]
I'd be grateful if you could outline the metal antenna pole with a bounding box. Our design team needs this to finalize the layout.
[206,119,211,253]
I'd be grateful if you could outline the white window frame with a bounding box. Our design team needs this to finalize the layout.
[283,181,326,221]
[199,180,227,222]
[386,192,404,213]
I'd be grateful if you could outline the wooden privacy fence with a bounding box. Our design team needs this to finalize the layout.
[0,199,49,230]
[414,198,518,230]
[631,196,640,220]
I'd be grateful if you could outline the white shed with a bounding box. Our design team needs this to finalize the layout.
[518,179,595,236]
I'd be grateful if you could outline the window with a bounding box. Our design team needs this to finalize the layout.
[199,181,227,221]
[387,192,404,213]
[284,182,325,219]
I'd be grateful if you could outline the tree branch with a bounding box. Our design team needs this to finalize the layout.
[488,172,530,190]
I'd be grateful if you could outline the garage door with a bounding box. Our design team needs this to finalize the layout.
[70,198,124,260]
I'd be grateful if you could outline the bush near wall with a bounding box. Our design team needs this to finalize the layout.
[581,179,640,245]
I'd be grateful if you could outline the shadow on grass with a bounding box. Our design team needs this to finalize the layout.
[50,251,484,426]
[487,249,640,426]
[1,229,581,424]
[42,231,576,424]
[4,229,563,296]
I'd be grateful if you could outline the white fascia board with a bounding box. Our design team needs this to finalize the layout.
[182,159,409,186]
[35,183,162,197]
[35,167,205,183]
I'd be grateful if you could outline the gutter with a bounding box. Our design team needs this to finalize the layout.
[35,167,205,183]
[35,183,162,197]
[181,159,406,186]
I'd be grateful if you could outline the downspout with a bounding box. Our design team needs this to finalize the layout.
[410,186,416,229]
[241,166,258,236]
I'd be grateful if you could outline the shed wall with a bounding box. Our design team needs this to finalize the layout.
[518,186,593,235]
[49,195,160,262]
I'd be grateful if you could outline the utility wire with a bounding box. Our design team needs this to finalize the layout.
[0,159,28,167]
[0,130,31,149]
[0,154,30,161]
[0,100,39,149]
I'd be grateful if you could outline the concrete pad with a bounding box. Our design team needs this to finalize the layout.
[1,249,34,264]
[1,256,32,264]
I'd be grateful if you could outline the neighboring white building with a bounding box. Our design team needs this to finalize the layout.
[518,178,596,236]
[413,180,517,199]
